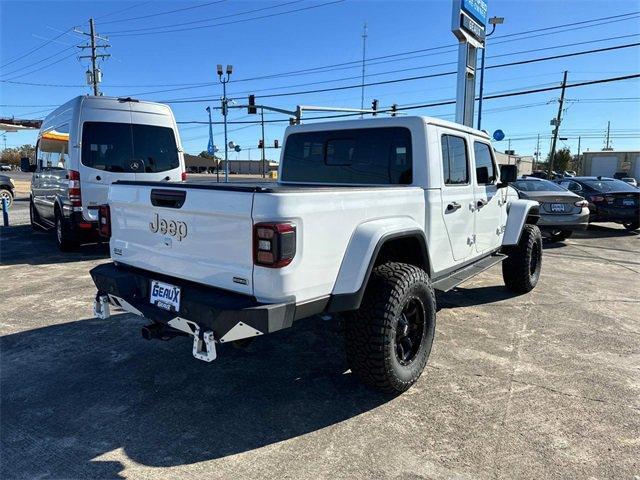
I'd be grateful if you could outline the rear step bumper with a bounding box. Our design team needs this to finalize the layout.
[90,262,296,346]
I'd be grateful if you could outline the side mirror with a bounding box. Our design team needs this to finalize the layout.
[497,164,517,188]
[20,157,36,173]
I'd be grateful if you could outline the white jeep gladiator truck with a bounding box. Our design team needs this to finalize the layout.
[91,116,541,393]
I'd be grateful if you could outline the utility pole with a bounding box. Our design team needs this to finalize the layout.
[576,135,582,173]
[548,70,568,176]
[360,22,368,117]
[76,19,110,96]
[217,64,233,183]
[533,133,540,170]
[261,106,266,178]
[604,121,612,150]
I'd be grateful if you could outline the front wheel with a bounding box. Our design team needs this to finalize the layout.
[623,221,639,232]
[0,187,13,209]
[502,224,543,294]
[344,262,436,394]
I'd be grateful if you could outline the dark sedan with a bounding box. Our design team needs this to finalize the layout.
[0,174,15,209]
[556,177,639,231]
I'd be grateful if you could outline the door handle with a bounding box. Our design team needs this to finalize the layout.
[477,199,488,209]
[446,201,462,212]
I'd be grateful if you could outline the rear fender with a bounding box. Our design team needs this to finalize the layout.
[503,199,540,246]
[327,217,428,312]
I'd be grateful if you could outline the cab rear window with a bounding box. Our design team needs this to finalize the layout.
[281,127,412,184]
[81,122,179,173]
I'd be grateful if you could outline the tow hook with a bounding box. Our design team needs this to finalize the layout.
[93,294,110,319]
[141,323,187,341]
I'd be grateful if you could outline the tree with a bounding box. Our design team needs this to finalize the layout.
[0,144,35,166]
[547,147,572,173]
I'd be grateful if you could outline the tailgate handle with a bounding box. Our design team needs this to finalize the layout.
[150,189,186,209]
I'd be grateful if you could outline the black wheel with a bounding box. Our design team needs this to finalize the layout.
[502,224,543,293]
[548,229,572,242]
[623,221,639,232]
[344,262,436,394]
[55,209,78,251]
[0,187,13,209]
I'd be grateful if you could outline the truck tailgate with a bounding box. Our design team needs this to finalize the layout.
[108,183,254,295]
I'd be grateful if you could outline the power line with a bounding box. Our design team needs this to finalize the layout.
[100,0,227,25]
[0,45,77,79]
[0,28,74,69]
[95,2,152,21]
[106,0,346,37]
[1,51,79,81]
[103,0,303,32]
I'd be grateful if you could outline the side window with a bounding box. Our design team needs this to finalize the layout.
[441,134,469,185]
[38,124,70,170]
[473,141,497,185]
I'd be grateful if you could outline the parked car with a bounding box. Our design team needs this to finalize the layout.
[0,164,13,172]
[21,95,186,250]
[556,176,640,231]
[0,174,15,209]
[512,177,589,241]
[621,177,638,187]
[91,116,542,394]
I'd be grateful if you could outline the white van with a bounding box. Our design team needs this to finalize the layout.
[22,96,186,250]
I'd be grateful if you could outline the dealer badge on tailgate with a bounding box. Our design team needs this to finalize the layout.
[150,280,181,312]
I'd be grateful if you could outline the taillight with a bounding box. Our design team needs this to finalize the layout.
[574,199,589,208]
[253,222,296,268]
[589,195,604,203]
[98,204,111,238]
[181,171,187,181]
[68,170,81,207]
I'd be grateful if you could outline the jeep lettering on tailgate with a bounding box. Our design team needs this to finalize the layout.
[149,213,187,241]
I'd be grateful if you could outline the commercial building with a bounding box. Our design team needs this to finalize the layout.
[494,151,534,176]
[580,150,640,179]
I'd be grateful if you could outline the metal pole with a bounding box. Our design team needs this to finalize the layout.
[477,22,498,131]
[222,79,229,183]
[533,133,540,171]
[261,107,266,178]
[2,198,8,226]
[89,18,98,96]
[605,121,611,150]
[360,22,367,117]
[548,70,568,176]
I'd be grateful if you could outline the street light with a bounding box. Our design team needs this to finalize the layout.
[477,16,504,130]
[218,64,233,182]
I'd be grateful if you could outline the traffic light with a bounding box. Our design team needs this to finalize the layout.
[258,139,264,149]
[391,104,398,117]
[371,99,379,116]
[274,139,279,148]
[248,94,257,114]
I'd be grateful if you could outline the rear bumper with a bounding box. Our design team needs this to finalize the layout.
[537,210,590,230]
[590,206,639,223]
[90,262,303,342]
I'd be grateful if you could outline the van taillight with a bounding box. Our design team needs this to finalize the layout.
[181,171,187,181]
[98,204,111,238]
[253,222,296,268]
[68,170,81,207]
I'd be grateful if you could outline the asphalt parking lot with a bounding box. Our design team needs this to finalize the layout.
[1,192,639,479]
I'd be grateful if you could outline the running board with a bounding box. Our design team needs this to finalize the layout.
[432,253,506,292]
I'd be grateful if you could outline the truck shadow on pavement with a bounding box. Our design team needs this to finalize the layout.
[1,314,391,479]
[0,224,108,266]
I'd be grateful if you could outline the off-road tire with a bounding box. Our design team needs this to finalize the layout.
[344,262,436,394]
[623,221,639,232]
[502,224,542,293]
[55,208,78,252]
[0,187,13,209]
[548,229,572,242]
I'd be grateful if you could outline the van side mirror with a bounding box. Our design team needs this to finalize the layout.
[20,157,36,173]
[498,164,517,188]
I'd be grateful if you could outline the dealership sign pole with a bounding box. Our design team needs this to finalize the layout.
[452,0,488,127]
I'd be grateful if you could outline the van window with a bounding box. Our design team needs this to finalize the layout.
[281,127,412,184]
[81,122,179,173]
[473,141,497,184]
[441,134,469,185]
[37,124,70,170]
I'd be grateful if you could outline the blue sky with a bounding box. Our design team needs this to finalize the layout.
[1,0,639,161]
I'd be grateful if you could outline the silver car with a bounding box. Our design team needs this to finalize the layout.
[513,177,590,241]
